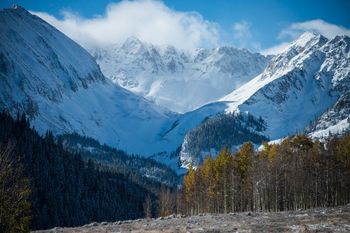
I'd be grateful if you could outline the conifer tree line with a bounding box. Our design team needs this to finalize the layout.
[180,135,350,215]
[59,133,179,190]
[0,143,31,233]
[0,112,158,231]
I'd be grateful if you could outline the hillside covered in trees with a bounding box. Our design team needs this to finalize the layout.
[0,112,158,231]
[59,133,179,190]
[181,135,350,215]
[180,113,269,167]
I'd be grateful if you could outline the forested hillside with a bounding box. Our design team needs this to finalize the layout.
[180,113,268,167]
[0,112,156,231]
[181,135,350,215]
[59,133,179,189]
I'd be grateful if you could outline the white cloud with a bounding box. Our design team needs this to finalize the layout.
[261,42,290,55]
[279,19,350,40]
[32,0,220,50]
[233,21,251,40]
[261,19,350,55]
[231,20,261,51]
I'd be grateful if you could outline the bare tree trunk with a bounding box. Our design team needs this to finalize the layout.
[143,194,152,219]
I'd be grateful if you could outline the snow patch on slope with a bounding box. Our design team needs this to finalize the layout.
[311,117,350,139]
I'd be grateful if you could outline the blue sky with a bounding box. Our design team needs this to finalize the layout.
[1,0,349,52]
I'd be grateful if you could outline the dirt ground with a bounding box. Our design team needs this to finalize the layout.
[33,205,350,233]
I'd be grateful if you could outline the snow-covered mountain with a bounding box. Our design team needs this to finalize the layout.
[222,32,350,138]
[176,32,350,166]
[0,6,177,156]
[90,38,269,113]
[1,6,349,173]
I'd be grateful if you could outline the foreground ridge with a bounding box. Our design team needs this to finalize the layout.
[34,205,350,233]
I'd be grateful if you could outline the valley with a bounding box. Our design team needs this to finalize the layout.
[1,6,349,173]
[0,2,349,232]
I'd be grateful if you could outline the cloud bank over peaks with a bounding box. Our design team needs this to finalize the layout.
[262,19,350,55]
[279,19,350,40]
[33,0,220,50]
[32,1,350,55]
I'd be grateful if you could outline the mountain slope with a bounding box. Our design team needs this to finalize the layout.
[304,35,350,139]
[90,38,269,113]
[174,32,350,165]
[0,6,176,156]
[224,33,350,139]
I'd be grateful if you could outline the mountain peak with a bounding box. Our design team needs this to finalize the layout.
[123,36,143,46]
[274,32,328,55]
[126,36,141,41]
[299,31,319,38]
[4,4,28,13]
[0,4,106,101]
[121,36,146,53]
[331,34,350,44]
[1,5,40,23]
[293,31,327,48]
